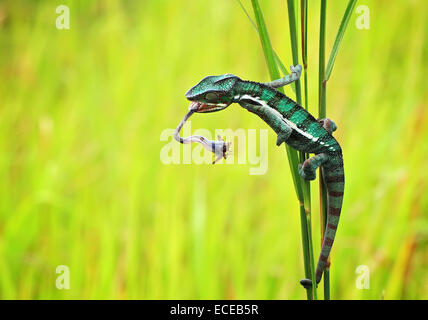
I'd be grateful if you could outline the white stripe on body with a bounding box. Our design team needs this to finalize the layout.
[239,94,325,144]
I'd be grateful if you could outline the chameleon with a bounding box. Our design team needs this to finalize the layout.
[176,65,344,288]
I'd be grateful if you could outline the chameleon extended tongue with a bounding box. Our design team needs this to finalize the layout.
[174,103,232,164]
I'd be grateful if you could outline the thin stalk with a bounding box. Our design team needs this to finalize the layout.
[318,0,330,300]
[300,0,308,110]
[324,0,358,82]
[318,0,327,117]
[286,0,302,104]
[319,0,357,300]
[298,0,318,297]
[286,0,317,299]
[250,0,314,300]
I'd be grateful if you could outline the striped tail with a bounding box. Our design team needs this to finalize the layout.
[315,153,344,284]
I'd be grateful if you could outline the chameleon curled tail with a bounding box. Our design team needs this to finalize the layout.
[300,153,344,288]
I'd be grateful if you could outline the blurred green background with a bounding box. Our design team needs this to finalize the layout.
[0,0,426,299]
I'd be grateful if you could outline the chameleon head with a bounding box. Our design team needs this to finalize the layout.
[185,74,240,113]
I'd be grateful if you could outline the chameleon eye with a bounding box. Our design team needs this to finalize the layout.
[205,92,218,101]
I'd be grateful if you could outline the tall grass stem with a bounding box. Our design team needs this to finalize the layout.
[319,0,357,299]
[286,0,317,299]
[250,0,314,299]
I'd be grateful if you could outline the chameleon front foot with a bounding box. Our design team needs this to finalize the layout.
[290,64,303,78]
[263,64,302,88]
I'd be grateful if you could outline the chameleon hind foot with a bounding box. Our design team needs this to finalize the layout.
[300,279,318,289]
[298,162,317,181]
[319,118,337,134]
[298,153,329,181]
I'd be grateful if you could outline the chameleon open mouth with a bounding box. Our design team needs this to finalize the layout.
[190,102,229,113]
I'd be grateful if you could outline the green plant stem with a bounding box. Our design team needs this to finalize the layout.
[250,0,314,300]
[318,0,327,116]
[298,0,318,298]
[318,0,356,300]
[318,0,330,300]
[300,0,308,111]
[286,0,317,300]
[324,0,358,82]
[286,0,302,105]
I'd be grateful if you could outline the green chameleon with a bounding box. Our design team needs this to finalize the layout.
[178,65,344,288]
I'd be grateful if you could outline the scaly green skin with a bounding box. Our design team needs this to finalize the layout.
[184,67,344,287]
